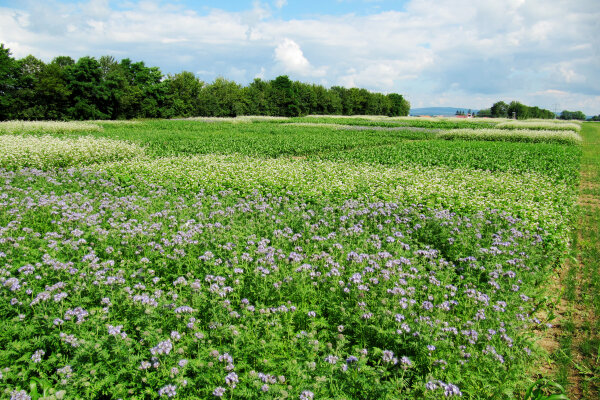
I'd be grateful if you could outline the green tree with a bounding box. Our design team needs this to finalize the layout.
[387,93,410,116]
[66,56,110,120]
[243,78,270,116]
[490,101,508,118]
[119,59,164,118]
[268,75,300,117]
[36,60,72,119]
[12,55,45,119]
[507,101,529,120]
[560,110,586,120]
[293,81,317,116]
[0,44,18,120]
[199,77,243,117]
[477,108,492,117]
[164,71,202,117]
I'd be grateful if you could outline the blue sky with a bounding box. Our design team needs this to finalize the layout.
[1,0,599,114]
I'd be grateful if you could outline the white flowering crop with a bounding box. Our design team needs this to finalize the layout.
[496,120,581,132]
[438,128,582,145]
[0,120,103,134]
[0,135,144,169]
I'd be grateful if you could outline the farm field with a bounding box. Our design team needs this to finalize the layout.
[0,118,590,399]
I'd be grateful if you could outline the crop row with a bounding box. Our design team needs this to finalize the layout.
[311,140,581,185]
[94,154,576,245]
[0,121,103,134]
[0,135,145,170]
[496,120,581,131]
[92,121,432,158]
[438,128,582,145]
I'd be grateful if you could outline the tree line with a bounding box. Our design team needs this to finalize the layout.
[477,101,589,120]
[0,44,410,120]
[477,101,555,119]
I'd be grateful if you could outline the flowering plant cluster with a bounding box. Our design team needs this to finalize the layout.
[0,121,103,134]
[0,135,144,170]
[496,120,581,132]
[439,128,582,145]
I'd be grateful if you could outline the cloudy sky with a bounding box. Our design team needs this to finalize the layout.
[1,0,599,114]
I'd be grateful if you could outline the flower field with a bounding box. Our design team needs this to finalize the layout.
[0,119,583,399]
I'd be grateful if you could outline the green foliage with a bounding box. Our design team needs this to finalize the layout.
[91,119,428,158]
[287,116,496,129]
[312,139,581,185]
[524,379,569,400]
[489,101,555,120]
[0,118,585,399]
[560,110,586,121]
[0,44,410,121]
[438,128,582,145]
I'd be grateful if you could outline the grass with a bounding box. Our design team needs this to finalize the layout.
[555,122,600,399]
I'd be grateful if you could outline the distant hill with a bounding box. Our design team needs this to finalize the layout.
[410,107,478,116]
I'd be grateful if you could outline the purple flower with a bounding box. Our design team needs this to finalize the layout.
[158,384,177,398]
[10,390,31,400]
[225,372,239,388]
[300,391,314,400]
[382,350,395,363]
[213,387,226,397]
[31,349,45,363]
[151,339,173,355]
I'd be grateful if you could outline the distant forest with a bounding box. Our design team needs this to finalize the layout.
[477,101,590,120]
[0,44,410,120]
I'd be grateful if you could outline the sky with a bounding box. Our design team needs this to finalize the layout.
[0,0,599,115]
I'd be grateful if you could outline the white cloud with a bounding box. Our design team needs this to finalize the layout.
[274,38,326,77]
[274,0,287,9]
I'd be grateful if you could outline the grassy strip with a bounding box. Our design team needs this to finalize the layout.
[556,122,600,398]
[438,129,582,145]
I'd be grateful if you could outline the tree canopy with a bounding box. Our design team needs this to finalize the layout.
[0,44,410,120]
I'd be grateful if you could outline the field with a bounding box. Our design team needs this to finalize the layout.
[0,117,592,399]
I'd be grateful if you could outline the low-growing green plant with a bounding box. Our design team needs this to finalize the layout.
[87,120,432,158]
[94,153,577,245]
[311,139,581,185]
[524,379,569,400]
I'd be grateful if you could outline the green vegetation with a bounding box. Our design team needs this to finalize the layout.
[312,140,581,185]
[496,121,581,132]
[559,110,586,121]
[438,128,582,145]
[0,135,144,170]
[489,101,555,119]
[286,116,497,129]
[550,123,600,399]
[0,44,409,120]
[0,118,587,399]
